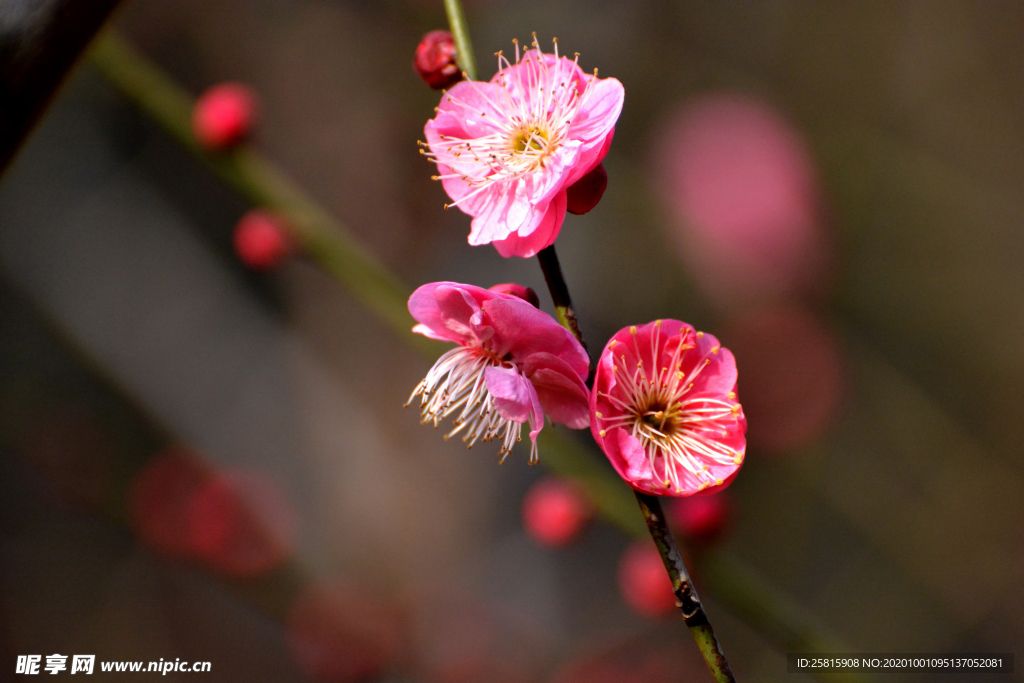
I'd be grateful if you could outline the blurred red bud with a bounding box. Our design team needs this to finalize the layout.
[234,209,292,270]
[128,446,211,560]
[187,468,298,579]
[617,541,676,619]
[665,493,731,546]
[522,477,593,547]
[414,30,463,90]
[286,579,406,683]
[192,82,257,151]
[566,163,608,215]
[488,283,540,308]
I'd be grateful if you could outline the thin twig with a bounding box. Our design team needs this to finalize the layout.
[442,0,477,81]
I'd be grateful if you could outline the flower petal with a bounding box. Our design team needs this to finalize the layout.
[485,365,545,444]
[408,282,499,344]
[490,191,567,258]
[482,297,589,377]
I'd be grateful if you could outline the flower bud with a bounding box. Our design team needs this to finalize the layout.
[522,477,593,547]
[234,209,292,271]
[566,162,608,215]
[192,82,257,151]
[618,541,676,618]
[488,283,540,308]
[665,493,731,546]
[413,30,462,90]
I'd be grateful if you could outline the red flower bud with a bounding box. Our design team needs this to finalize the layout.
[488,282,540,308]
[414,30,463,90]
[566,162,608,215]
[192,82,257,151]
[665,493,731,546]
[234,209,292,271]
[522,477,593,547]
[618,540,677,618]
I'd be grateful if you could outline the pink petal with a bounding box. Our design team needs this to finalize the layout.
[485,366,545,443]
[528,367,589,429]
[490,191,568,258]
[408,282,499,344]
[616,430,654,484]
[568,76,625,145]
[482,297,589,377]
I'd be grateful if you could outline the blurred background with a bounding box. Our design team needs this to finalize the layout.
[1,0,1023,681]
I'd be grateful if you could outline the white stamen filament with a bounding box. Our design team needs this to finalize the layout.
[598,324,741,493]
[407,346,537,463]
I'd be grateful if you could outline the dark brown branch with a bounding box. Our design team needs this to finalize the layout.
[0,0,122,174]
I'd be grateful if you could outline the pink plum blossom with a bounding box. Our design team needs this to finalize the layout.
[590,320,746,496]
[422,38,624,258]
[407,282,590,462]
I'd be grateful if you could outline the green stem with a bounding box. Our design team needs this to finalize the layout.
[87,30,426,354]
[442,0,477,81]
[88,30,871,683]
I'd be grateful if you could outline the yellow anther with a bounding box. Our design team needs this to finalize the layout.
[711,346,720,354]
[731,405,740,413]
[727,391,735,399]
[629,326,637,335]
[608,339,617,348]
[696,331,704,338]
[715,478,723,486]
[599,429,606,437]
[654,319,663,327]
[595,411,603,418]
[733,454,743,465]
[676,371,684,380]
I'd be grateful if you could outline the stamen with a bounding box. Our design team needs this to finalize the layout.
[408,347,533,461]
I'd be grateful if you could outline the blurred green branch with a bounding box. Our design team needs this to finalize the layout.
[443,0,478,81]
[88,29,868,683]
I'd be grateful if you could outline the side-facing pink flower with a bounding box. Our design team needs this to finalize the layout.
[590,320,746,496]
[407,282,590,462]
[422,38,624,258]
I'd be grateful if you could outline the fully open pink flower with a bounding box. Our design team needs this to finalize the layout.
[407,282,590,462]
[590,320,746,496]
[423,39,624,258]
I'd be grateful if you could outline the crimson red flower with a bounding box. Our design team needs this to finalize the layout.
[414,30,463,90]
[590,320,746,496]
[192,82,256,151]
[407,282,589,463]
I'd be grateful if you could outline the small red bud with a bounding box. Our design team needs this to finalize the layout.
[522,477,593,547]
[414,30,463,90]
[565,162,608,215]
[192,82,257,151]
[234,210,292,271]
[665,493,731,546]
[618,540,676,618]
[488,283,540,308]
